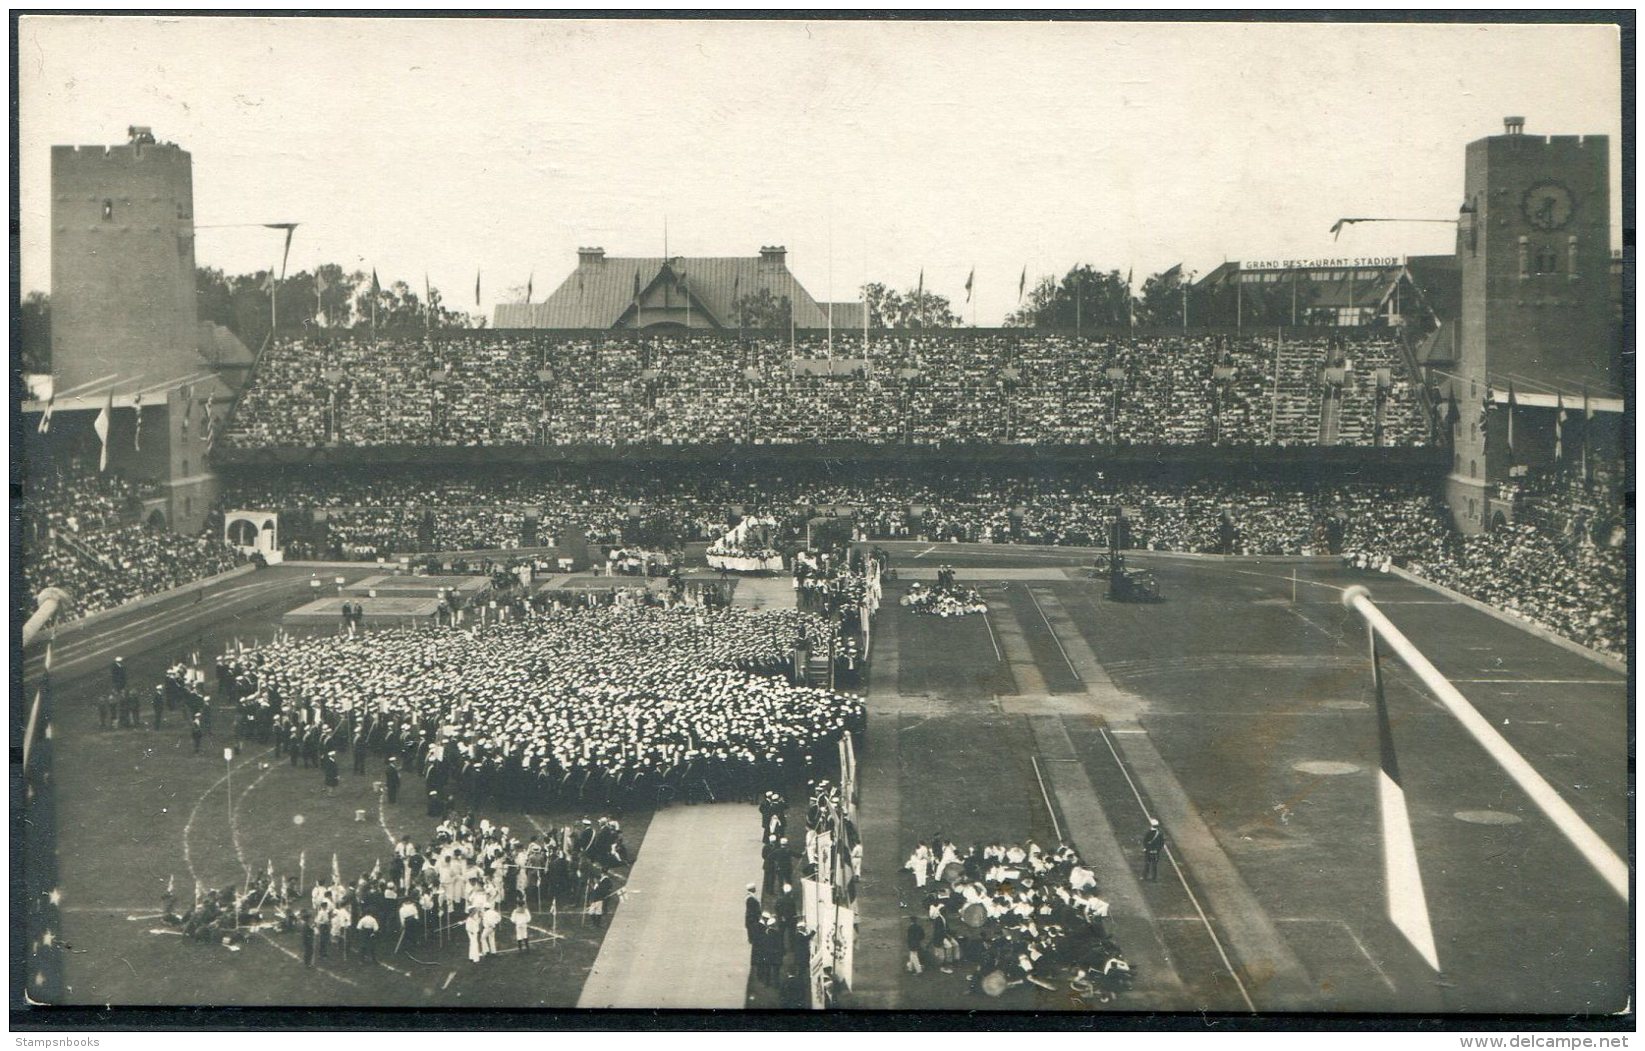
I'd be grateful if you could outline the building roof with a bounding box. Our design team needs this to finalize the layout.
[492,251,854,330]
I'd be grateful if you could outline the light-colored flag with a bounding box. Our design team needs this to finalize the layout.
[94,392,113,472]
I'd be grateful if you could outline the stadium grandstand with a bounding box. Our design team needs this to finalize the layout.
[17,110,1627,1017]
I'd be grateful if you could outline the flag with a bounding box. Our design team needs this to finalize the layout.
[261,270,275,294]
[133,393,142,451]
[964,267,974,303]
[1160,263,1184,284]
[202,392,216,447]
[475,270,482,307]
[525,272,533,303]
[1554,392,1566,463]
[264,222,297,278]
[94,392,113,472]
[167,874,175,896]
[267,858,274,879]
[1370,636,1440,971]
[370,269,381,328]
[424,273,434,329]
[43,642,52,673]
[916,269,923,298]
[331,852,341,885]
[1506,382,1517,464]
[1445,389,1460,428]
[36,394,53,434]
[1018,266,1027,302]
[314,272,329,326]
[1582,387,1593,482]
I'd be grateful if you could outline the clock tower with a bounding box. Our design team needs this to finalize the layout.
[1444,117,1613,532]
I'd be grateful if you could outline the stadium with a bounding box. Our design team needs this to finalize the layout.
[13,22,1629,1024]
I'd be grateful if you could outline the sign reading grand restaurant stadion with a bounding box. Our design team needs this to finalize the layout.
[1240,257,1405,271]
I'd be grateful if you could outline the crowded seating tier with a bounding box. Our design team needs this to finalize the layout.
[221,331,1432,450]
[215,466,1626,659]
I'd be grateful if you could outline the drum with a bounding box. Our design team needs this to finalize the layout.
[960,902,987,928]
[940,861,965,884]
[980,970,1009,997]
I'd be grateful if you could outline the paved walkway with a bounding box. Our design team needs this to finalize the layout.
[577,803,762,1009]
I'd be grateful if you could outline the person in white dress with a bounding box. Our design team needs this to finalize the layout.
[464,908,483,963]
[480,903,501,956]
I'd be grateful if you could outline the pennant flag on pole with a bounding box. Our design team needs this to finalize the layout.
[1552,393,1566,463]
[424,273,434,329]
[314,271,329,326]
[37,393,54,434]
[475,270,482,307]
[1018,266,1027,302]
[1369,632,1440,971]
[132,393,142,451]
[370,270,381,329]
[964,267,974,303]
[264,223,297,277]
[1582,387,1593,483]
[1506,382,1517,464]
[94,392,113,472]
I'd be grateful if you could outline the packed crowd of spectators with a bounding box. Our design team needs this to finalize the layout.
[219,604,866,810]
[221,331,1432,450]
[221,461,1626,659]
[20,467,245,623]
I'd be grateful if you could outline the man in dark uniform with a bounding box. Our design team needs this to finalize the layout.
[322,750,341,795]
[385,757,401,804]
[1142,818,1166,881]
[300,912,316,967]
[288,721,303,767]
[190,713,204,755]
[744,883,762,945]
[151,685,165,730]
[111,656,128,697]
[353,728,369,775]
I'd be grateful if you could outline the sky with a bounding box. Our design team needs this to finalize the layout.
[17,17,1624,326]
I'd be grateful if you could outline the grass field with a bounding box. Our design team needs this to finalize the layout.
[852,543,1629,1015]
[20,549,1631,1014]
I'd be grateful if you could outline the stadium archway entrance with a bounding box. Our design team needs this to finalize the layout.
[224,510,282,563]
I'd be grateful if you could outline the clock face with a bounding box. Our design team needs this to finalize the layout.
[1522,181,1576,231]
